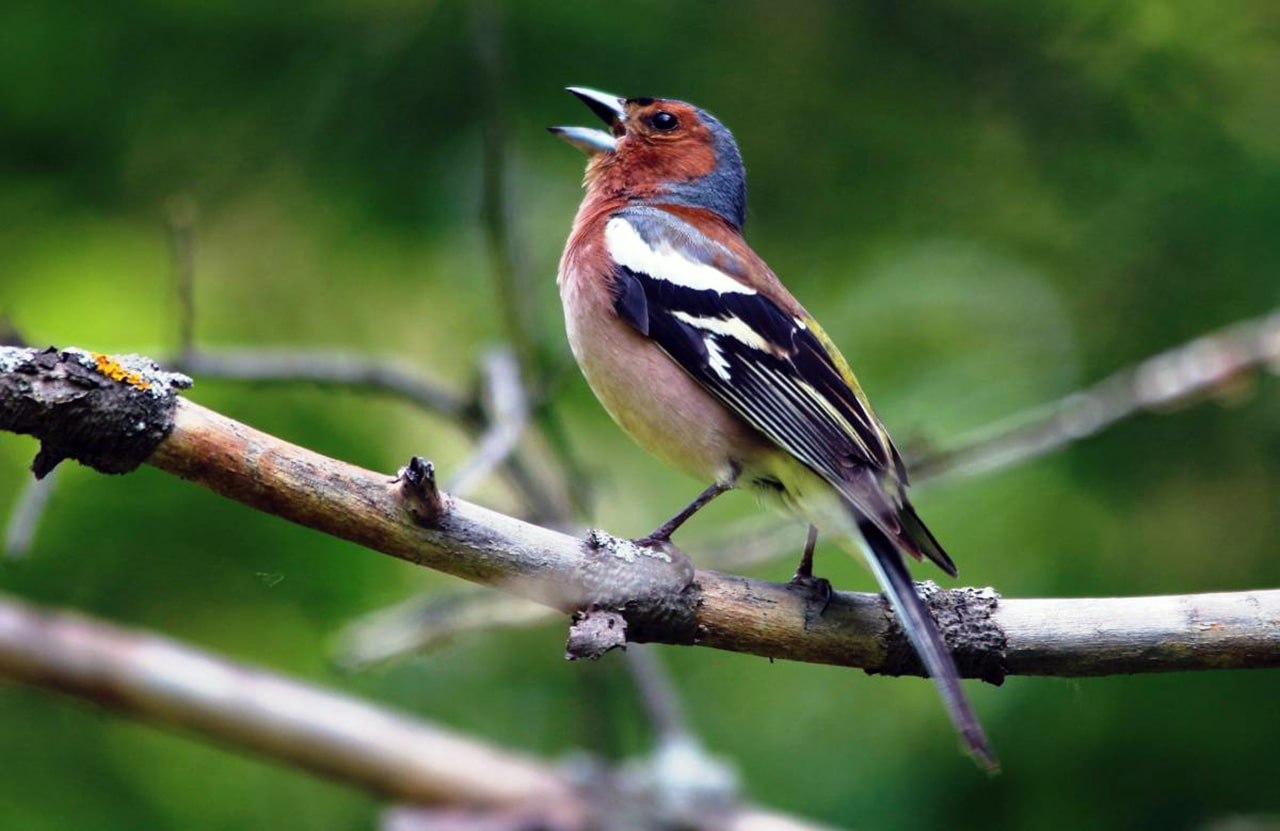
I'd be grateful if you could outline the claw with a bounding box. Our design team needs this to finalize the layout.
[788,573,833,617]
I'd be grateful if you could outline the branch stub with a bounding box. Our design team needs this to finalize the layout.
[0,346,191,478]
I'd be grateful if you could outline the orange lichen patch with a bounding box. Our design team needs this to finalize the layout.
[92,352,152,391]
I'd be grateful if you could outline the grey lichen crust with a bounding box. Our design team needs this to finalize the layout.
[872,582,1007,684]
[0,346,192,478]
[565,530,700,658]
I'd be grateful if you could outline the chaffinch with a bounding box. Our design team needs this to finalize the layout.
[551,87,995,770]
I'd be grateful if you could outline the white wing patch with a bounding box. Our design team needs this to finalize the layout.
[704,336,732,380]
[671,311,775,352]
[605,217,756,295]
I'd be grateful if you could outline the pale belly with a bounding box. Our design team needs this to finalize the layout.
[559,272,868,556]
[557,249,871,565]
[563,291,768,486]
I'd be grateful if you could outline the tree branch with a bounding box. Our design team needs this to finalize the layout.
[911,309,1280,481]
[0,593,571,808]
[173,345,573,524]
[4,467,60,558]
[173,348,471,422]
[624,645,693,741]
[472,0,543,387]
[447,348,530,497]
[0,593,827,831]
[333,590,551,669]
[4,345,1278,680]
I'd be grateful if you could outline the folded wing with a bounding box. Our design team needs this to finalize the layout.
[605,206,955,575]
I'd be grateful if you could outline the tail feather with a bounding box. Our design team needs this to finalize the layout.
[897,502,958,578]
[835,470,957,578]
[860,518,998,772]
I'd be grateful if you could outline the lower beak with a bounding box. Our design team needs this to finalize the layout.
[547,125,616,155]
[548,86,626,156]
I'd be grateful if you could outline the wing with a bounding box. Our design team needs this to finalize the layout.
[606,207,955,575]
[605,207,901,515]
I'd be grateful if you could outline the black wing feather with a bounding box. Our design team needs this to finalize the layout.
[608,258,891,478]
[612,267,650,336]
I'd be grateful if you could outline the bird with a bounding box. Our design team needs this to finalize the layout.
[549,87,996,771]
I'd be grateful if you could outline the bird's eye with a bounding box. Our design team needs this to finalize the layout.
[649,111,679,131]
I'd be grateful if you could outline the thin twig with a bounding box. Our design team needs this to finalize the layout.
[167,197,198,359]
[912,309,1280,482]
[175,345,573,522]
[469,0,596,519]
[155,188,572,522]
[173,348,472,421]
[3,468,61,558]
[623,646,690,742]
[529,396,599,519]
[448,348,529,497]
[0,322,60,559]
[473,0,539,382]
[333,590,551,670]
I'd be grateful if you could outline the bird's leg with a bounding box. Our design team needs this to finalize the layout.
[793,524,819,579]
[636,480,732,546]
[789,524,833,614]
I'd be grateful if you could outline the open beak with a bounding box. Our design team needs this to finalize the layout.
[548,86,625,156]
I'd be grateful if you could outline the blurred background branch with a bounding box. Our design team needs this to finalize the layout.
[0,593,826,831]
[911,310,1280,482]
[473,0,539,384]
[446,347,529,497]
[3,467,60,559]
[0,591,572,808]
[172,348,472,418]
[157,185,576,526]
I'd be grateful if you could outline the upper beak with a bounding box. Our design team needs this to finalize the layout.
[548,86,626,156]
[567,87,626,127]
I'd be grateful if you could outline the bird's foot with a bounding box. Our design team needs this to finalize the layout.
[788,572,833,616]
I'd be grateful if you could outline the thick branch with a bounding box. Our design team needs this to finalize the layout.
[3,346,1279,679]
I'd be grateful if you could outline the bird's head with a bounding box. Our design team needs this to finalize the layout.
[550,87,747,229]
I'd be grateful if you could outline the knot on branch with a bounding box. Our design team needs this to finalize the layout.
[0,347,191,478]
[564,532,699,659]
[871,583,1007,685]
[394,456,449,527]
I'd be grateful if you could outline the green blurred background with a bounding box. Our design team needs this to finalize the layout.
[2,1,1278,828]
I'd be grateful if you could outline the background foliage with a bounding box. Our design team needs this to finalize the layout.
[1,2,1277,829]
